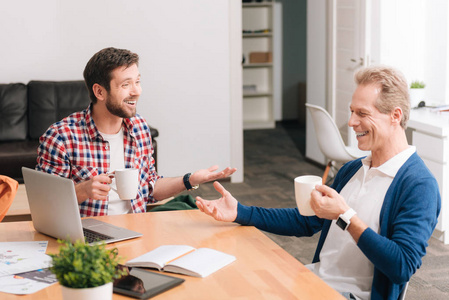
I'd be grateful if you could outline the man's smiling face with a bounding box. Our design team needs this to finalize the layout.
[348,84,393,153]
[105,64,141,119]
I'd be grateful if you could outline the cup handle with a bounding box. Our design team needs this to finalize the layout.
[107,173,116,193]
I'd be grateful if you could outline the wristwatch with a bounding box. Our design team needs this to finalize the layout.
[183,173,199,191]
[336,208,357,231]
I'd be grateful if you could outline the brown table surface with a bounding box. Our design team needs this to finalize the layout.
[3,184,169,222]
[0,210,344,299]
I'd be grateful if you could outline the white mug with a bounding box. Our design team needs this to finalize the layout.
[294,175,322,216]
[111,168,139,200]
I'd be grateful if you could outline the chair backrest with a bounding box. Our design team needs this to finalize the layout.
[306,103,356,162]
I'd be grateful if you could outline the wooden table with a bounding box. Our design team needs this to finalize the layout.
[3,184,170,222]
[0,210,344,299]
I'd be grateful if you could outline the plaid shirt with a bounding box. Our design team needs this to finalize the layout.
[36,105,160,217]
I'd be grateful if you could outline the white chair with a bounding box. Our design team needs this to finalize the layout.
[305,103,369,184]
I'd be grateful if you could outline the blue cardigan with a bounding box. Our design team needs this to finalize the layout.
[235,153,440,300]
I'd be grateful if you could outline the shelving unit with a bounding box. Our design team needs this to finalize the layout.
[242,1,277,129]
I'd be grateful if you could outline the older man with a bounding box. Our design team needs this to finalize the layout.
[196,65,440,300]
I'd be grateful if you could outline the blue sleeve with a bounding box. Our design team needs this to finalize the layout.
[357,169,440,284]
[232,159,362,239]
[235,203,324,237]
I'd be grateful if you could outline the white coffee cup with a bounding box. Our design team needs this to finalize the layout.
[111,168,139,200]
[294,175,322,216]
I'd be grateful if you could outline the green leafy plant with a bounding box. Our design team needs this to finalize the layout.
[50,239,126,288]
[410,80,426,89]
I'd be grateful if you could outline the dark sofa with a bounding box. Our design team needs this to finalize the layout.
[0,81,158,183]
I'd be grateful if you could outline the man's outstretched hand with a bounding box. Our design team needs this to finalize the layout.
[189,166,237,186]
[196,181,238,222]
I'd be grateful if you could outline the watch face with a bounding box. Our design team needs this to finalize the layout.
[336,217,348,230]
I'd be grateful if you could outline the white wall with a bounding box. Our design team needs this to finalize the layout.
[376,0,449,106]
[377,0,426,80]
[306,0,326,165]
[424,0,449,105]
[0,0,243,181]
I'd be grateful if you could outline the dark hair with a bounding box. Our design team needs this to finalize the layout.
[83,47,139,103]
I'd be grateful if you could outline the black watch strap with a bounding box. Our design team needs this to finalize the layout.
[183,173,199,191]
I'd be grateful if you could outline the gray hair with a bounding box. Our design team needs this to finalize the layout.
[354,65,410,129]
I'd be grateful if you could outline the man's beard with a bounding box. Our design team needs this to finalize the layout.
[105,96,137,119]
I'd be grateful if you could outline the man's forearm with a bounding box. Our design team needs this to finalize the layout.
[347,215,368,243]
[152,177,186,201]
[75,181,89,204]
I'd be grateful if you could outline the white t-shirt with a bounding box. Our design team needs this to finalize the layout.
[100,128,132,215]
[307,146,416,300]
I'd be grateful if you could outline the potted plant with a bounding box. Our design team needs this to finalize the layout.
[50,239,126,300]
[409,80,426,108]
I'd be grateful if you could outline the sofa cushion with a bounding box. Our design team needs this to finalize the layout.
[28,80,91,140]
[0,83,28,141]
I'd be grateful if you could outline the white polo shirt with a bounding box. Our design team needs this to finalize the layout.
[307,146,416,300]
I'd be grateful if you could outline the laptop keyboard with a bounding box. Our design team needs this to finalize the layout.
[83,228,113,243]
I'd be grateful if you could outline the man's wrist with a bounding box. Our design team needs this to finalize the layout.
[74,181,88,204]
[336,208,357,231]
[183,173,199,191]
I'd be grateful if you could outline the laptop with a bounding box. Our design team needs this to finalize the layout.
[22,167,142,244]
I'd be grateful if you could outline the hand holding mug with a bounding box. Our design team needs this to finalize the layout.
[294,175,322,216]
[110,168,139,200]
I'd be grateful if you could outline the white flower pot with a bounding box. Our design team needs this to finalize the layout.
[61,282,113,300]
[409,88,426,108]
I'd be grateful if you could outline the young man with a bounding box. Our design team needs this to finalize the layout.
[37,47,235,217]
[196,65,440,300]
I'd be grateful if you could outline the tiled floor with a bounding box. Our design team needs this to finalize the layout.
[188,121,449,300]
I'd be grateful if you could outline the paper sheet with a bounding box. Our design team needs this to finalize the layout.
[0,269,57,295]
[0,241,56,295]
[0,241,51,277]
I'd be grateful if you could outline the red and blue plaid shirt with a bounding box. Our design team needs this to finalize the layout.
[36,105,160,217]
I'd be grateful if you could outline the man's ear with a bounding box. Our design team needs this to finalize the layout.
[391,106,403,125]
[92,83,106,102]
